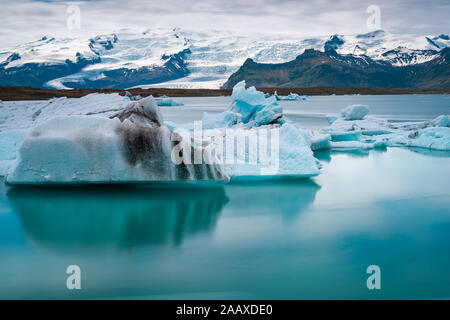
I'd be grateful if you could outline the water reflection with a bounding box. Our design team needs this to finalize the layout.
[406,147,450,158]
[224,179,321,222]
[314,148,389,163]
[7,186,228,253]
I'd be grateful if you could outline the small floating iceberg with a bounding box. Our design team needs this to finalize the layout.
[322,106,450,151]
[7,97,228,185]
[198,81,320,180]
[156,98,184,107]
[0,129,30,176]
[202,80,283,128]
[274,91,307,101]
[341,104,369,120]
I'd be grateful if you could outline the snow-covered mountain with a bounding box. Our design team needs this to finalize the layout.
[0,28,448,89]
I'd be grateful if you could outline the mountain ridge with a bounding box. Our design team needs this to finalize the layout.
[0,28,448,89]
[222,47,450,89]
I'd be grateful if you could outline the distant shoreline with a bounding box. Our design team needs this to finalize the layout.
[0,86,449,101]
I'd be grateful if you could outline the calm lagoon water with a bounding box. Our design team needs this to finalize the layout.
[0,95,449,299]
[161,94,450,129]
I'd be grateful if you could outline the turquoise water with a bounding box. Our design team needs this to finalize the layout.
[161,94,450,129]
[0,147,449,299]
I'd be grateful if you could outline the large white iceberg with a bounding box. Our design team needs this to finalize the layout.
[195,81,320,180]
[7,97,229,185]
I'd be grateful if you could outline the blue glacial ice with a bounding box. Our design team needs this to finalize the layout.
[198,81,321,180]
[6,97,228,185]
[274,91,307,101]
[341,104,370,120]
[156,98,184,107]
[321,105,450,151]
[0,129,30,176]
[229,81,283,127]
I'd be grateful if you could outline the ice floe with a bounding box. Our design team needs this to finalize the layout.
[156,98,184,107]
[6,97,228,185]
[0,93,130,131]
[1,82,449,185]
[320,106,450,151]
[341,104,369,120]
[274,91,307,101]
[192,81,321,180]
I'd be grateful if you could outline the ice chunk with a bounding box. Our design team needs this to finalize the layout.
[406,127,450,150]
[326,115,338,125]
[157,98,184,107]
[201,111,241,130]
[0,129,29,176]
[308,130,331,150]
[326,116,392,135]
[330,131,362,142]
[7,97,229,185]
[0,93,130,131]
[274,92,307,101]
[222,123,320,180]
[341,104,369,120]
[432,115,450,127]
[231,81,283,126]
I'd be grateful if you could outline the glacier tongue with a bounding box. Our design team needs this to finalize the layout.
[6,97,229,185]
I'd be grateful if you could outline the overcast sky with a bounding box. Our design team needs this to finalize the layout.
[0,0,448,47]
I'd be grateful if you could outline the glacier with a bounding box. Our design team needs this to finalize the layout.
[6,97,228,185]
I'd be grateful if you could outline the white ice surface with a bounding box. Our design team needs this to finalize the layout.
[341,104,370,120]
[6,97,229,184]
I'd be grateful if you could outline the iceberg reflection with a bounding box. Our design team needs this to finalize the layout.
[224,179,321,221]
[7,186,228,253]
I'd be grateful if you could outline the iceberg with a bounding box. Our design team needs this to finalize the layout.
[0,93,129,131]
[230,81,283,127]
[201,111,241,130]
[432,115,450,127]
[156,98,184,107]
[326,115,338,125]
[0,129,30,176]
[7,97,229,185]
[192,82,321,180]
[307,130,331,151]
[382,127,450,151]
[274,91,307,101]
[341,104,369,120]
[220,123,320,180]
[201,81,284,129]
[323,106,450,151]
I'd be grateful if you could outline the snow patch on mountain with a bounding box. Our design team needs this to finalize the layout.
[0,28,449,89]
